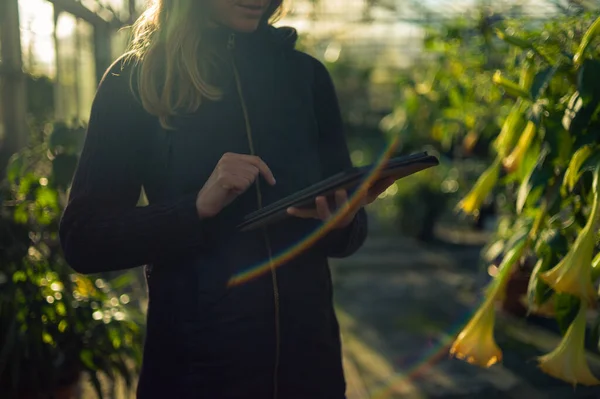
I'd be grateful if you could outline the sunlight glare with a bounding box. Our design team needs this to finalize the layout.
[324,41,342,63]
[19,0,55,75]
[56,14,76,39]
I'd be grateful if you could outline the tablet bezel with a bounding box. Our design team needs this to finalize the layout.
[237,152,439,231]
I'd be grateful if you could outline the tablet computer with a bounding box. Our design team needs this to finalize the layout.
[237,151,439,232]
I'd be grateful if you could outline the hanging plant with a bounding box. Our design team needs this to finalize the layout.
[450,14,600,386]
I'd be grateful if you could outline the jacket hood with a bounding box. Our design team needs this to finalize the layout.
[265,25,298,50]
[202,24,298,52]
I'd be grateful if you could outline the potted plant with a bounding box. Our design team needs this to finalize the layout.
[0,121,144,398]
[392,155,457,241]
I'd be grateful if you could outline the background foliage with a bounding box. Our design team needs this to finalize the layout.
[391,11,600,383]
[0,92,145,397]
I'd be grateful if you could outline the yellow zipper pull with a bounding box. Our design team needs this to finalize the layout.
[227,33,236,50]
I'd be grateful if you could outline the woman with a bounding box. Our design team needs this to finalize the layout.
[59,0,393,398]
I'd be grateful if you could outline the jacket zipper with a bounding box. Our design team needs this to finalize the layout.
[228,33,281,399]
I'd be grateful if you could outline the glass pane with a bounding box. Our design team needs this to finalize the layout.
[101,0,127,12]
[55,12,77,121]
[112,28,131,60]
[54,13,96,122]
[19,0,55,78]
[56,13,96,120]
[81,0,130,20]
[75,19,96,121]
[135,0,147,14]
[0,29,3,142]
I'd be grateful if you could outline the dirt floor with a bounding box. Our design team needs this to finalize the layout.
[79,227,600,399]
[334,230,600,399]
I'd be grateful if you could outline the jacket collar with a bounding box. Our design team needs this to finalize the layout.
[201,23,298,52]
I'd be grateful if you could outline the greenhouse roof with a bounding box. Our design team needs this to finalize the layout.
[278,0,593,67]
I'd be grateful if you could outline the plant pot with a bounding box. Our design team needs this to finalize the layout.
[0,369,82,399]
[18,380,81,399]
[501,265,531,318]
[51,379,82,399]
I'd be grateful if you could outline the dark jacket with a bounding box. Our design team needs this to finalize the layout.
[59,24,368,399]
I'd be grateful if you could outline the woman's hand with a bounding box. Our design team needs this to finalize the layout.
[287,177,395,229]
[196,153,276,219]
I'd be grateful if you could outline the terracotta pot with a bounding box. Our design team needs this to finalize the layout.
[501,265,531,318]
[4,372,82,399]
[52,380,81,399]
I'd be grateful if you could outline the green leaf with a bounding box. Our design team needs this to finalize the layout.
[80,349,97,370]
[544,177,564,216]
[35,186,59,209]
[592,252,600,282]
[527,252,554,307]
[51,154,79,190]
[577,59,600,104]
[6,154,26,184]
[534,228,569,259]
[580,152,600,179]
[574,16,600,67]
[516,136,541,183]
[530,65,559,101]
[591,312,600,354]
[449,87,464,107]
[562,92,600,135]
[531,229,569,306]
[493,71,532,99]
[562,145,593,193]
[554,293,581,335]
[48,123,85,155]
[528,100,545,127]
[516,146,552,213]
[88,372,104,399]
[109,273,134,290]
[113,355,132,388]
[573,129,600,150]
[503,226,532,256]
[519,55,536,90]
[494,100,528,157]
[562,92,583,130]
[484,235,529,298]
[495,29,533,49]
[108,327,122,350]
[94,354,114,379]
[542,111,572,166]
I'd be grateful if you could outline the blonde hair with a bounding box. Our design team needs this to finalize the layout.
[126,0,285,129]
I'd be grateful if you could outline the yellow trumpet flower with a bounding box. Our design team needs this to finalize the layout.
[538,301,600,386]
[494,101,525,157]
[73,275,97,298]
[562,145,593,194]
[592,252,600,282]
[456,160,500,216]
[574,16,600,67]
[451,238,527,367]
[450,296,502,367]
[502,121,536,173]
[540,193,600,304]
[462,131,479,155]
[523,296,556,318]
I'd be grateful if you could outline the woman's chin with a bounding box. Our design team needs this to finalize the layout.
[216,12,264,33]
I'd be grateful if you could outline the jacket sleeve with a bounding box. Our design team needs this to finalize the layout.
[59,58,207,274]
[311,58,368,258]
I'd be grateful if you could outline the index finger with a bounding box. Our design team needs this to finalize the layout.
[237,154,276,186]
[253,157,276,186]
